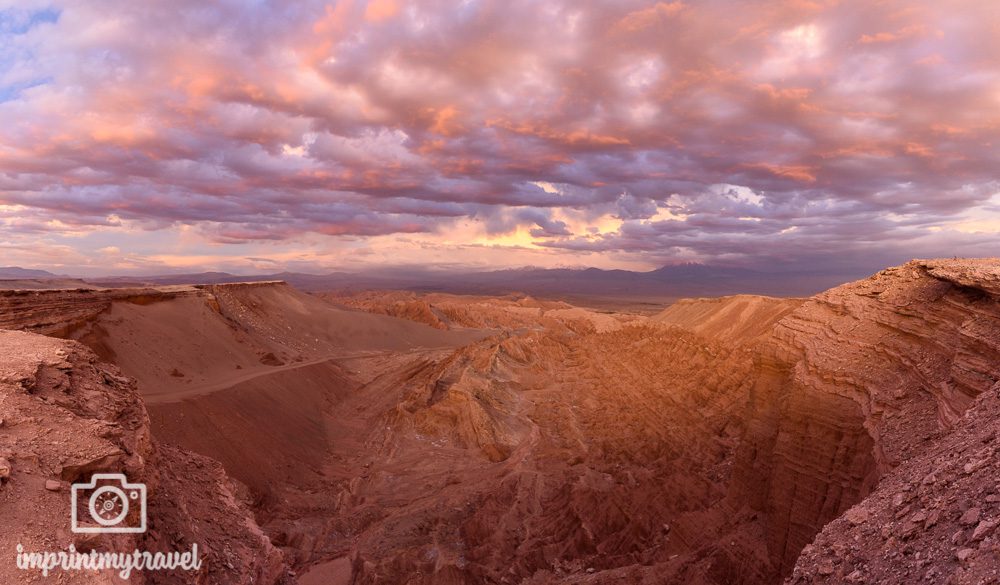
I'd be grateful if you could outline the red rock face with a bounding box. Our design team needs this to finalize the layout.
[729,346,879,577]
[730,260,1000,579]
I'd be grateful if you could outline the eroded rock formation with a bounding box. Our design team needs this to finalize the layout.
[1,258,999,584]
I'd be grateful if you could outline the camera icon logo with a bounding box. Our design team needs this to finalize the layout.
[70,473,147,534]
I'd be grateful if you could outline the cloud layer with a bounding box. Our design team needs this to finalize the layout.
[1,0,998,274]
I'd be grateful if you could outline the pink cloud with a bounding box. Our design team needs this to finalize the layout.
[0,0,997,273]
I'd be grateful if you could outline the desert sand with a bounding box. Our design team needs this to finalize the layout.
[1,259,999,584]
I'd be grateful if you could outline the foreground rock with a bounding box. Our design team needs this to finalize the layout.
[789,381,1000,584]
[0,330,289,584]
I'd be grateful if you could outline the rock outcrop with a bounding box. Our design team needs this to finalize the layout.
[0,330,289,584]
[729,259,1000,578]
[0,287,187,337]
[790,382,1000,584]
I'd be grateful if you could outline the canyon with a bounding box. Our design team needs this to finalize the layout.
[0,258,998,584]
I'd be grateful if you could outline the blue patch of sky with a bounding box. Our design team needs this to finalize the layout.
[0,77,53,102]
[0,6,60,102]
[0,6,60,34]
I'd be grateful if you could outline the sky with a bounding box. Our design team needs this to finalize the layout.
[0,0,998,276]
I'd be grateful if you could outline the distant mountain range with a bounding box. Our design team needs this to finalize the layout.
[80,263,862,300]
[0,267,60,278]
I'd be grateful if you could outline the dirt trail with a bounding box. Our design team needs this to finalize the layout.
[143,354,346,403]
[143,347,455,404]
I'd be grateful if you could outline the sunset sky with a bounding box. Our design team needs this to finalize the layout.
[1,0,998,276]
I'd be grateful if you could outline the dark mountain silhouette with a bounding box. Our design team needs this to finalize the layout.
[0,267,59,278]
